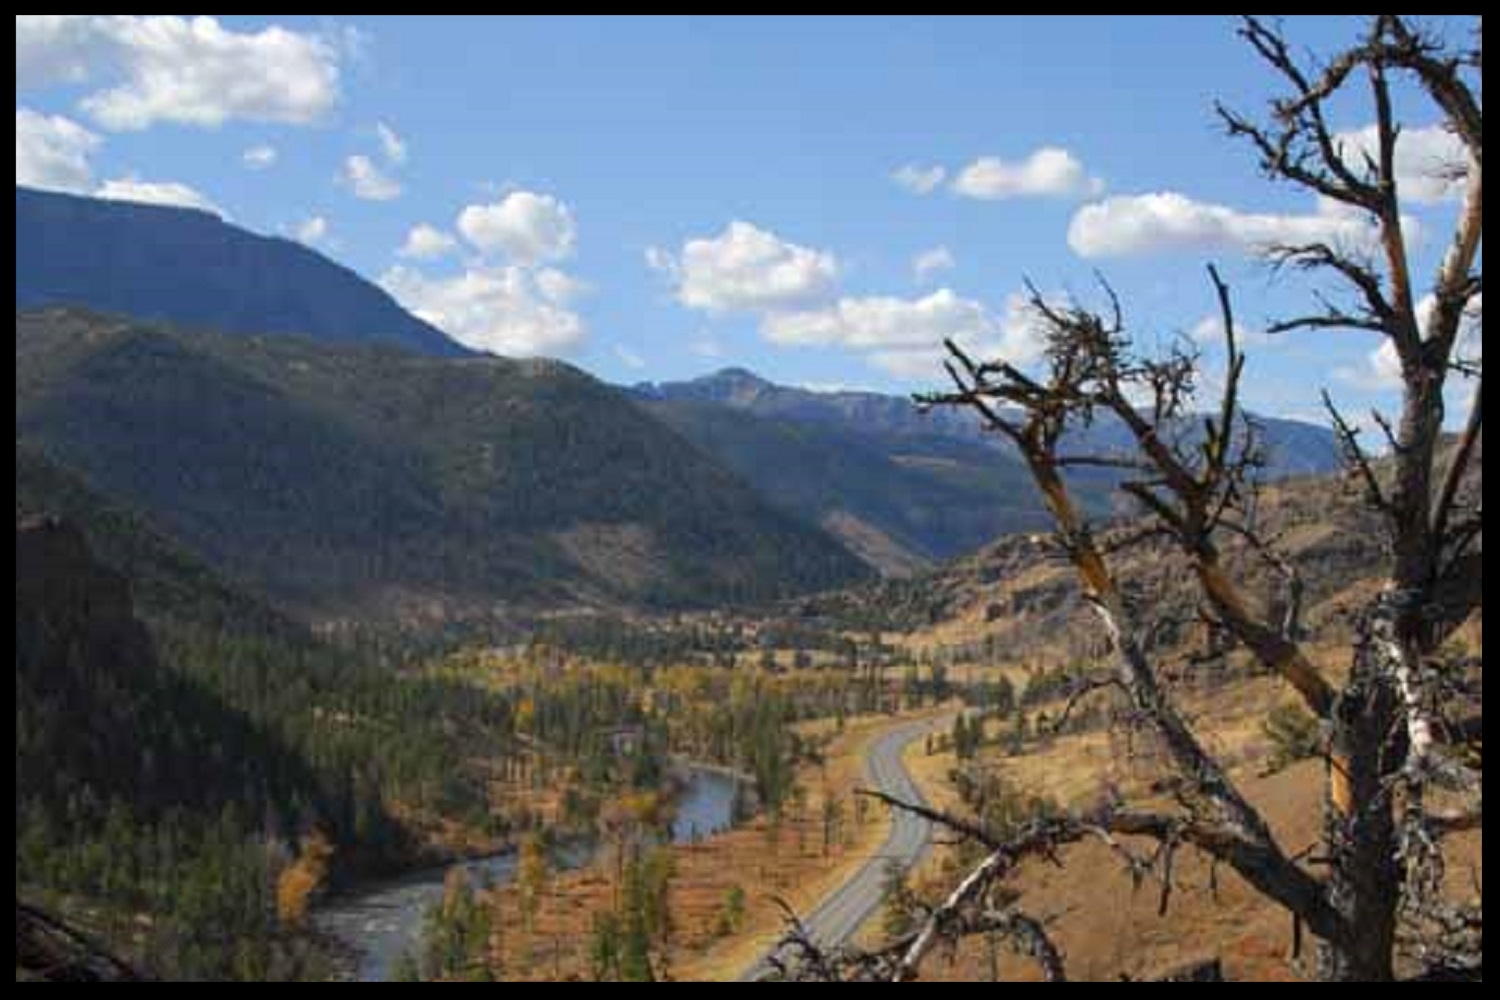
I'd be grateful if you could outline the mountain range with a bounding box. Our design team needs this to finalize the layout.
[635,368,1341,574]
[15,187,1343,621]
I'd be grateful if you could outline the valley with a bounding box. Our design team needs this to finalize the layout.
[12,281,1480,984]
[12,282,1481,984]
[13,12,1482,985]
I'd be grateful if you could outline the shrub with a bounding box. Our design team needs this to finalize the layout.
[1262,703,1324,774]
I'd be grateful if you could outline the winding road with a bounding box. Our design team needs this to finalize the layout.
[740,714,950,981]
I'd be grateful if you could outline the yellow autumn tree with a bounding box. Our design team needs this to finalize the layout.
[276,829,335,928]
[515,696,537,735]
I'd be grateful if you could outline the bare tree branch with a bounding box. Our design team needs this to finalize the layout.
[823,14,1481,984]
[1323,391,1393,515]
[1433,376,1483,547]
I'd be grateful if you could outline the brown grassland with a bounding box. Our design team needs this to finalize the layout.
[891,631,1483,981]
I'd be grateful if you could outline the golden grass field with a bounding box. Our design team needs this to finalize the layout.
[894,649,1483,982]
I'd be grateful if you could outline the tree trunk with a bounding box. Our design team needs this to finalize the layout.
[1319,636,1404,982]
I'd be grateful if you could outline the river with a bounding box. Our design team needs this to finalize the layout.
[316,767,742,982]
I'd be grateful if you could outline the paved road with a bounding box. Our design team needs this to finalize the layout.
[740,715,950,981]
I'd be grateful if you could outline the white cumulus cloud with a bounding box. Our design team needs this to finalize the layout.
[651,221,841,315]
[390,189,589,357]
[952,147,1104,201]
[1068,191,1397,260]
[458,191,577,265]
[95,176,224,215]
[1335,123,1470,206]
[342,154,402,202]
[15,15,122,89]
[763,290,1048,379]
[399,223,459,260]
[652,220,1051,380]
[381,264,587,358]
[534,268,590,305]
[16,107,100,193]
[763,289,993,349]
[17,16,342,131]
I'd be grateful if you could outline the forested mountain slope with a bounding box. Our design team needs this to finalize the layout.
[16,310,869,626]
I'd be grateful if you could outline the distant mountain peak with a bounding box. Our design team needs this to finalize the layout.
[631,366,783,408]
[704,366,771,384]
[692,367,777,397]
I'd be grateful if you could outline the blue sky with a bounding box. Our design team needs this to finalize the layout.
[15,15,1481,421]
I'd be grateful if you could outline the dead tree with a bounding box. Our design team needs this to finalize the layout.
[777,15,1481,983]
